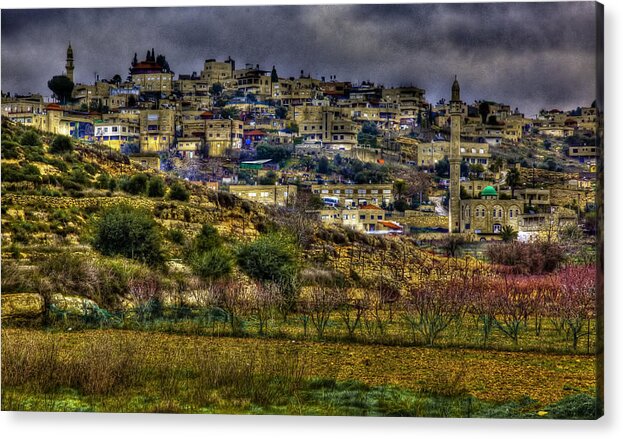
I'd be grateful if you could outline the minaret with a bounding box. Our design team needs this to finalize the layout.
[65,42,74,83]
[448,76,462,233]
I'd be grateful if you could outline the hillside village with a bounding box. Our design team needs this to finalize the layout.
[0,2,603,418]
[1,45,599,241]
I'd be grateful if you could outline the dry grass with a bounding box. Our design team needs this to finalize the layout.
[1,328,596,414]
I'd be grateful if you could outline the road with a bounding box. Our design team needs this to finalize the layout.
[429,196,448,216]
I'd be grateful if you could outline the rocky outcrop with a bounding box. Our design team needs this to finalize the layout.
[1,293,45,320]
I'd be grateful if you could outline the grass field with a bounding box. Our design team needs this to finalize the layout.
[1,328,598,417]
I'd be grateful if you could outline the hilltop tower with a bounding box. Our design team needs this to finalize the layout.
[448,76,462,233]
[65,42,74,83]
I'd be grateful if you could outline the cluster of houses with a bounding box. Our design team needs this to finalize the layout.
[1,46,597,240]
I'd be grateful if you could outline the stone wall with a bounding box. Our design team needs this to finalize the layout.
[399,214,448,229]
[550,188,595,209]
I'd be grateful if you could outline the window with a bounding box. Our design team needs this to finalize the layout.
[377,215,382,220]
[112,126,118,132]
[359,215,366,220]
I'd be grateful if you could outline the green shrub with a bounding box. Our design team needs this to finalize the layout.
[147,176,166,198]
[49,135,74,154]
[96,173,111,189]
[191,224,222,255]
[1,140,21,159]
[236,232,300,307]
[122,173,149,195]
[44,157,68,173]
[92,204,163,266]
[1,162,41,184]
[169,182,190,201]
[167,228,186,245]
[108,177,118,192]
[83,162,99,175]
[70,167,90,185]
[190,247,234,281]
[20,130,42,147]
[61,178,84,191]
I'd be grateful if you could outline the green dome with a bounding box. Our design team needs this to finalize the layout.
[480,186,497,197]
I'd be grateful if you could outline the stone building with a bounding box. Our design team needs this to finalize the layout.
[130,51,174,95]
[310,183,394,208]
[139,109,175,152]
[226,184,297,207]
[459,185,523,234]
[205,118,244,157]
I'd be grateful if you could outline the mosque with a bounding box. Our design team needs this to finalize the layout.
[448,78,523,236]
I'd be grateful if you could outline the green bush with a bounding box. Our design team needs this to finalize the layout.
[166,228,186,245]
[61,178,84,191]
[96,173,111,190]
[49,135,74,154]
[1,162,41,184]
[147,176,166,198]
[191,224,222,255]
[70,167,90,185]
[190,247,234,281]
[20,130,42,147]
[123,173,149,195]
[1,140,21,159]
[22,145,46,162]
[92,204,163,266]
[236,232,300,307]
[83,162,99,176]
[169,182,190,201]
[44,157,68,173]
[108,177,118,192]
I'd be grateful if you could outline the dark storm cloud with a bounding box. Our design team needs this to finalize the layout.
[1,2,599,116]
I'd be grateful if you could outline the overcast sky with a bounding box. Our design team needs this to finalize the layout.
[1,1,601,117]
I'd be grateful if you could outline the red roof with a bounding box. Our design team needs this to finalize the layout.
[244,130,267,136]
[200,111,214,119]
[46,103,63,111]
[378,221,403,230]
[359,204,383,210]
[131,61,165,74]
